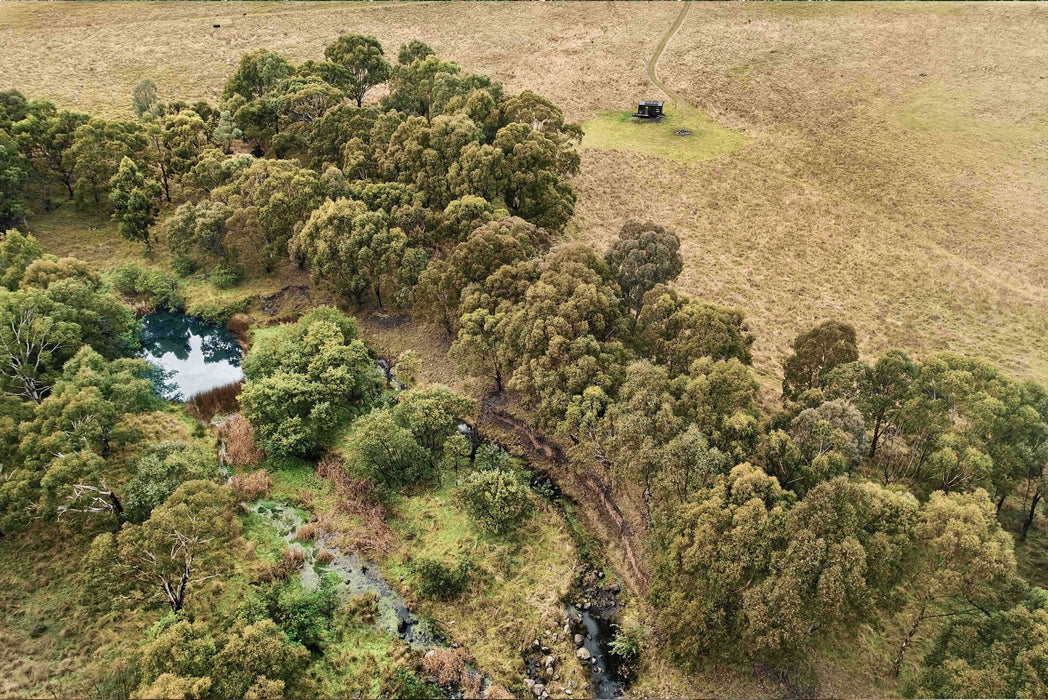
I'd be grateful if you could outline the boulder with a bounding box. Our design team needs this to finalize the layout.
[575,647,592,662]
[574,634,584,646]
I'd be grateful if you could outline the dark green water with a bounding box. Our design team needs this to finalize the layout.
[139,312,243,401]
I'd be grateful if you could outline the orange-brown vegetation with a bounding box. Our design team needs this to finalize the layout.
[231,469,272,502]
[218,414,265,469]
[186,380,242,422]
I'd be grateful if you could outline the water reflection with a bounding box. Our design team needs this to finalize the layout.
[139,312,243,401]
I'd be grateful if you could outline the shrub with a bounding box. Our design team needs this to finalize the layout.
[240,308,381,457]
[170,256,197,277]
[210,261,241,289]
[380,665,443,700]
[109,263,184,312]
[231,469,272,501]
[421,648,480,694]
[293,523,317,542]
[458,468,534,536]
[347,409,430,490]
[218,414,265,468]
[609,620,650,661]
[411,557,472,601]
[241,576,340,653]
[123,441,218,523]
[273,546,306,581]
[394,349,421,386]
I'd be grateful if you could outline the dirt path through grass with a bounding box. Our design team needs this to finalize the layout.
[646,0,691,109]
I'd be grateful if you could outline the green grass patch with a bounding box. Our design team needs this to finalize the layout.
[241,507,290,563]
[581,107,748,163]
[896,82,1048,150]
[381,479,581,688]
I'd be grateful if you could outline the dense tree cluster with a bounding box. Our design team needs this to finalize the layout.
[3,37,578,301]
[410,186,1048,687]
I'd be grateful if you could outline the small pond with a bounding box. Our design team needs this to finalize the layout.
[139,312,243,401]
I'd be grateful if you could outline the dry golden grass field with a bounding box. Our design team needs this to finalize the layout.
[1,1,1046,386]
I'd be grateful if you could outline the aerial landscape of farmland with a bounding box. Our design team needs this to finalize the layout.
[0,2,1046,699]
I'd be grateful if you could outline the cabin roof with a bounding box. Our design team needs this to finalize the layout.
[638,100,664,107]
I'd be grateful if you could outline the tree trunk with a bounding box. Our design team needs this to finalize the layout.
[494,364,503,394]
[1021,489,1042,543]
[108,490,124,518]
[160,165,171,203]
[869,418,883,459]
[892,594,929,677]
[996,492,1007,517]
[374,284,383,310]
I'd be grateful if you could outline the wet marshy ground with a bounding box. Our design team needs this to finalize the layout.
[245,500,442,649]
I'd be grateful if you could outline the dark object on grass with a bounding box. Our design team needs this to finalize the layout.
[632,100,664,119]
[675,129,691,136]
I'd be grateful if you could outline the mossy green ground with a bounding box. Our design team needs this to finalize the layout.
[235,458,411,699]
[331,420,584,691]
[383,479,583,690]
[581,107,748,164]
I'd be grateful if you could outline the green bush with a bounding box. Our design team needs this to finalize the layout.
[458,468,534,536]
[238,575,340,653]
[379,665,443,700]
[609,620,650,661]
[170,256,197,278]
[186,297,252,323]
[210,262,241,289]
[109,263,184,311]
[123,440,218,523]
[411,557,471,601]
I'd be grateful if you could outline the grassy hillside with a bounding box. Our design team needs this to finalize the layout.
[0,1,1045,386]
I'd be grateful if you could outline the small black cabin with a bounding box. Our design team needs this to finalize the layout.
[633,100,664,119]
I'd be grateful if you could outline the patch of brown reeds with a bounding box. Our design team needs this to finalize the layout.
[421,648,483,697]
[315,454,393,555]
[293,523,317,542]
[186,380,242,422]
[217,414,264,468]
[231,469,272,501]
[273,546,306,581]
[225,313,252,350]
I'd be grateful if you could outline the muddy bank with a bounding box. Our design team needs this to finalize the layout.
[478,394,650,594]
